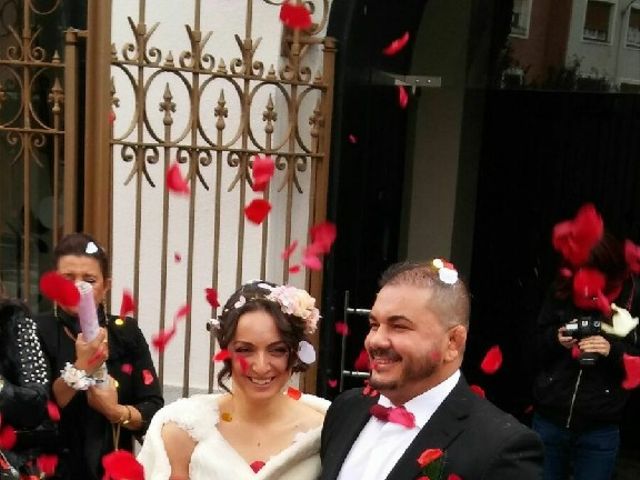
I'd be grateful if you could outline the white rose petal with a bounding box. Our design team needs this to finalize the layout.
[297,340,316,364]
[602,304,639,337]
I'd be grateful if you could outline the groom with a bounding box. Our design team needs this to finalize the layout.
[320,260,543,479]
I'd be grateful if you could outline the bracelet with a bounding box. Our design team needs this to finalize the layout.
[61,362,96,390]
[119,405,132,426]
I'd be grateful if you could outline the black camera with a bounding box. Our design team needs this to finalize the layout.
[564,315,602,366]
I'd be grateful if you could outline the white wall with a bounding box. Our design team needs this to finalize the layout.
[109,0,332,396]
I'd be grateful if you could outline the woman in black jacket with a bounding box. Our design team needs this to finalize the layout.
[36,233,163,480]
[0,296,52,478]
[533,206,640,480]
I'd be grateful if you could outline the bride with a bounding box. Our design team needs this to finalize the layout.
[138,281,330,479]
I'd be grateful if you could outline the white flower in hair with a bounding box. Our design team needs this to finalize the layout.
[297,340,316,364]
[234,295,246,309]
[85,242,99,254]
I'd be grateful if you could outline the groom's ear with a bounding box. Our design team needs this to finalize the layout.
[444,325,467,362]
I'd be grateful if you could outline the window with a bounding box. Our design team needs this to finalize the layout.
[511,0,532,37]
[583,0,614,43]
[627,7,640,47]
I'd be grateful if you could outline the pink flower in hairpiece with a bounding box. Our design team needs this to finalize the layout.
[552,203,603,267]
[266,285,320,334]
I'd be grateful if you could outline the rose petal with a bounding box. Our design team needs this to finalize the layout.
[250,461,266,473]
[287,386,302,400]
[622,353,640,390]
[236,354,250,374]
[213,349,231,362]
[382,31,410,56]
[252,155,275,192]
[335,321,349,336]
[480,345,502,374]
[47,400,61,422]
[166,162,190,195]
[174,251,182,263]
[174,304,190,320]
[302,254,323,271]
[309,222,337,254]
[37,453,58,477]
[0,425,17,450]
[121,363,133,375]
[244,198,272,225]
[469,384,486,398]
[205,288,220,308]
[152,326,176,352]
[119,289,136,319]
[288,264,301,274]
[279,1,312,29]
[281,240,299,260]
[448,474,463,480]
[398,85,409,109]
[102,450,144,480]
[327,379,338,388]
[571,345,581,360]
[141,369,154,386]
[39,271,80,307]
[348,134,358,144]
[354,348,370,371]
[417,448,444,468]
[524,405,534,414]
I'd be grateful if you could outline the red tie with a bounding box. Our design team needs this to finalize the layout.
[369,404,416,429]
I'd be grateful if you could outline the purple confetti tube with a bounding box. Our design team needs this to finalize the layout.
[77,281,100,341]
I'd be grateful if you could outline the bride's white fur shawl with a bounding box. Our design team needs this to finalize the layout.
[138,393,330,480]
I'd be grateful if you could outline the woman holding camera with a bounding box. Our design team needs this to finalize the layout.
[532,205,640,480]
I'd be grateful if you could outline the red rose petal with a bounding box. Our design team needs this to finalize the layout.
[622,353,640,390]
[279,1,312,29]
[152,326,176,352]
[244,198,272,225]
[469,384,485,398]
[335,321,349,336]
[287,386,302,400]
[0,425,17,450]
[398,85,409,108]
[250,461,266,473]
[480,345,502,375]
[354,348,370,371]
[281,240,299,260]
[252,155,275,192]
[327,379,338,388]
[205,288,220,308]
[348,134,358,144]
[46,401,61,422]
[524,405,534,414]
[166,162,190,195]
[288,264,301,274]
[174,304,190,320]
[382,31,410,56]
[174,251,182,263]
[309,222,337,254]
[37,453,58,477]
[102,450,144,480]
[302,254,323,271]
[417,448,444,468]
[121,363,133,375]
[141,369,154,386]
[119,289,136,319]
[236,354,249,374]
[213,349,231,362]
[39,271,80,308]
[571,345,581,360]
[448,474,463,480]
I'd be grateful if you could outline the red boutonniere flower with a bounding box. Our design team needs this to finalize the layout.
[416,449,463,479]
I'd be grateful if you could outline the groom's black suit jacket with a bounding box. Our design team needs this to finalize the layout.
[320,377,543,480]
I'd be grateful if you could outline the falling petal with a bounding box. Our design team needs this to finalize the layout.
[102,450,144,480]
[47,401,61,422]
[121,363,133,375]
[354,348,370,371]
[0,425,17,450]
[398,85,409,109]
[448,475,463,480]
[382,31,410,56]
[348,134,358,144]
[327,379,338,388]
[37,454,58,477]
[213,349,231,362]
[309,222,337,254]
[252,155,275,192]
[524,405,534,414]
[469,384,486,398]
[302,254,323,271]
[205,288,220,308]
[571,345,581,360]
[281,240,299,260]
[250,461,266,473]
[166,162,190,195]
[480,345,502,374]
[142,369,154,386]
[288,264,301,274]
[174,304,190,320]
[622,353,640,390]
[279,1,312,29]
[39,271,80,308]
[174,251,182,263]
[236,354,250,374]
[287,386,302,400]
[152,326,176,352]
[244,198,272,225]
[119,290,136,319]
[335,321,349,336]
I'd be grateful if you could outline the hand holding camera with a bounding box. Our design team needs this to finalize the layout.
[560,315,610,365]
